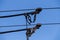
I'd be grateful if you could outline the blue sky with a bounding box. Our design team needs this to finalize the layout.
[0,0,60,40]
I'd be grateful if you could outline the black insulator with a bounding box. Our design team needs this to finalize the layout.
[31,8,42,15]
[26,28,32,37]
[35,8,42,14]
[35,23,42,29]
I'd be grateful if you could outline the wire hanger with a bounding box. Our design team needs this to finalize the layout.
[24,8,42,24]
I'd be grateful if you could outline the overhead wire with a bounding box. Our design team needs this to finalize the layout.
[0,23,60,34]
[0,28,27,34]
[0,7,60,12]
[0,7,60,34]
[0,8,42,18]
[0,23,60,28]
[0,7,60,18]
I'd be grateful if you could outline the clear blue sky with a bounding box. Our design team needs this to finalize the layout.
[0,0,60,40]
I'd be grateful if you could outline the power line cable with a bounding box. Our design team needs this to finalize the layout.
[0,23,60,28]
[0,23,59,34]
[0,7,60,12]
[0,28,27,34]
[0,9,35,12]
[0,8,42,18]
[1,7,60,18]
[0,24,43,34]
[42,7,60,9]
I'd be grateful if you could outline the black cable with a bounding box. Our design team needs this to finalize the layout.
[43,7,60,9]
[0,7,60,12]
[0,9,35,12]
[0,24,42,34]
[0,23,60,34]
[0,28,27,34]
[0,23,60,28]
[0,23,59,34]
[0,8,42,18]
[0,12,34,18]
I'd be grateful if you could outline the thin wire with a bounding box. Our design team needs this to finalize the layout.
[0,7,60,12]
[25,14,29,40]
[0,28,27,34]
[0,11,39,18]
[25,15,28,28]
[43,7,60,9]
[0,9,35,12]
[0,23,60,28]
[26,21,29,40]
[0,23,60,34]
